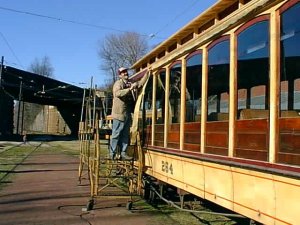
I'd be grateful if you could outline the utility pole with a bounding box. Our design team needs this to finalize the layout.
[16,80,23,135]
[0,56,3,87]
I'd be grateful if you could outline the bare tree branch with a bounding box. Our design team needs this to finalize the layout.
[98,31,148,85]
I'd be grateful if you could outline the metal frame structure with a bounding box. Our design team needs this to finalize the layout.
[78,86,144,210]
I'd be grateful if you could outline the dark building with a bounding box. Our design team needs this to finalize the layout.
[0,88,14,137]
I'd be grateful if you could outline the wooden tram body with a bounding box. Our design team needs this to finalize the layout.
[130,0,300,224]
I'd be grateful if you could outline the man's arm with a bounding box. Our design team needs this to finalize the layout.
[132,71,150,90]
[113,80,131,98]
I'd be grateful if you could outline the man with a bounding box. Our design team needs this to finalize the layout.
[110,67,148,160]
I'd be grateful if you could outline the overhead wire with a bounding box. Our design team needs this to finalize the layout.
[0,2,200,69]
[0,31,24,69]
[0,6,165,40]
[152,0,200,38]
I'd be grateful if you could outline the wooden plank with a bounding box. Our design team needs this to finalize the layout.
[279,118,300,131]
[280,133,300,154]
[167,142,180,149]
[235,148,268,161]
[206,133,228,147]
[201,48,208,154]
[180,59,187,150]
[205,146,228,156]
[236,133,268,150]
[184,132,201,144]
[184,122,201,131]
[229,31,237,157]
[168,131,180,142]
[164,67,170,148]
[206,121,229,131]
[154,140,164,147]
[151,72,157,146]
[236,120,268,132]
[169,123,180,131]
[269,9,280,163]
[183,143,201,152]
[278,153,300,166]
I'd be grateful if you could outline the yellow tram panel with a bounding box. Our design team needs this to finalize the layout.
[273,175,300,225]
[231,168,276,225]
[202,161,234,210]
[144,149,300,224]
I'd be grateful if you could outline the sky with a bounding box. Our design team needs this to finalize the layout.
[0,0,218,88]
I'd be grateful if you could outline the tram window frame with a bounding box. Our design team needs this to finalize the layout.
[139,74,153,146]
[185,51,203,122]
[207,36,230,122]
[155,70,166,125]
[277,1,300,166]
[141,75,153,124]
[279,2,300,115]
[236,16,270,119]
[169,62,182,124]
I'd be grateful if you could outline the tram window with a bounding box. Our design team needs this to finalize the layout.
[141,75,153,125]
[236,18,270,119]
[186,52,202,122]
[207,38,230,121]
[155,71,166,124]
[169,64,182,123]
[280,2,300,114]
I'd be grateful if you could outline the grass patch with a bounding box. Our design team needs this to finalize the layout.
[0,144,34,188]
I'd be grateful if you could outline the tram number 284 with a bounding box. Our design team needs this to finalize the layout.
[161,161,173,175]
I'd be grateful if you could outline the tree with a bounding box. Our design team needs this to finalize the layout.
[98,31,148,84]
[29,56,54,78]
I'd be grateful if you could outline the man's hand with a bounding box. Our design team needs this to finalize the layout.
[130,82,138,90]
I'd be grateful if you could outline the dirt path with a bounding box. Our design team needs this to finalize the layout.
[0,147,172,225]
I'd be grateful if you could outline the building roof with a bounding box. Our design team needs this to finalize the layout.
[0,65,84,106]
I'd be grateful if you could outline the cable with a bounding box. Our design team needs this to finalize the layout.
[152,0,200,38]
[0,31,24,69]
[0,6,164,40]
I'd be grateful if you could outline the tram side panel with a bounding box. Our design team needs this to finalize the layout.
[143,148,300,225]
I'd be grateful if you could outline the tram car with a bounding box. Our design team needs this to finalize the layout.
[130,0,300,224]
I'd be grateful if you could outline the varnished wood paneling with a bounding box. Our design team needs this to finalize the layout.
[279,118,300,164]
[235,120,268,160]
[154,140,164,147]
[236,119,268,131]
[183,143,200,152]
[206,121,229,131]
[206,133,228,147]
[278,153,300,166]
[205,146,228,156]
[280,134,300,154]
[237,133,268,150]
[206,121,229,156]
[235,148,268,161]
[184,122,201,131]
[184,132,201,144]
[168,131,180,142]
[170,123,180,131]
[167,142,180,149]
[279,118,300,131]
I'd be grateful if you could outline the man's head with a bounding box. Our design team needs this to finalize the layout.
[118,67,129,81]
